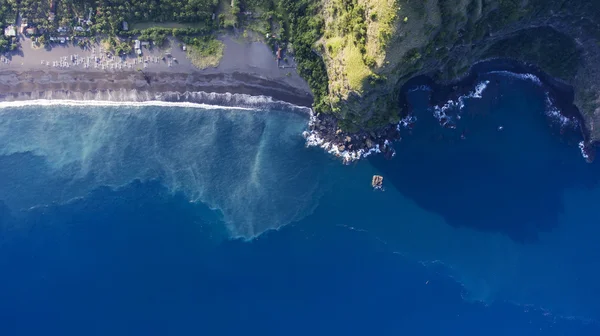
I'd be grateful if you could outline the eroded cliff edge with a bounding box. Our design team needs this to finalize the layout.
[299,0,600,157]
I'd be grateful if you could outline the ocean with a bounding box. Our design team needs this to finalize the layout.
[1,72,600,335]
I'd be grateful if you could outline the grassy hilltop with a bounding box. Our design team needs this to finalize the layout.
[254,0,600,140]
[296,0,600,136]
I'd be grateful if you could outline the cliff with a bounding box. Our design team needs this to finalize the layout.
[307,0,600,144]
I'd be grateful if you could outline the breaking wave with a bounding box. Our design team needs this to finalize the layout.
[303,111,393,164]
[485,71,543,86]
[0,89,313,115]
[432,80,490,128]
[544,92,578,129]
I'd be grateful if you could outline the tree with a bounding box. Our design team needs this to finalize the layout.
[0,38,8,51]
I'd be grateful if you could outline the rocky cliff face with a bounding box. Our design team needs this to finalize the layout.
[317,0,600,144]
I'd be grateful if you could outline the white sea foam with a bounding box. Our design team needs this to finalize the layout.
[0,99,255,111]
[303,110,392,164]
[407,85,433,92]
[0,89,312,114]
[579,141,590,161]
[471,80,490,98]
[544,92,578,128]
[486,71,543,85]
[432,80,489,127]
[398,114,417,130]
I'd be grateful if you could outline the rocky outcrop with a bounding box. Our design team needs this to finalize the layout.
[315,0,600,153]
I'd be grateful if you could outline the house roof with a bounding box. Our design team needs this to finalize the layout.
[4,26,16,37]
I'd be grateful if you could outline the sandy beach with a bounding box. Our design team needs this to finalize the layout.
[0,35,313,107]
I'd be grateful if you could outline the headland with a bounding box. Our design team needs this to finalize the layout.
[1,0,599,164]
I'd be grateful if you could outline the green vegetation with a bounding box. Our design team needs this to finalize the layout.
[2,0,599,134]
[0,0,219,44]
[88,0,218,34]
[277,0,330,112]
[183,37,225,68]
[0,0,17,51]
[484,27,581,80]
[319,0,399,98]
[104,36,132,55]
[344,37,371,90]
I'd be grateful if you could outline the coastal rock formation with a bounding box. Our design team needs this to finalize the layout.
[371,175,383,189]
[299,0,600,158]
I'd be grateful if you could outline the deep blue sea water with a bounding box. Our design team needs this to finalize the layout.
[1,73,600,335]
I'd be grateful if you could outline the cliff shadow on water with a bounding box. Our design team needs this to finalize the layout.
[399,59,584,137]
[375,60,600,243]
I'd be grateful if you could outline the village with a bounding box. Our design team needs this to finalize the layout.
[0,0,301,77]
[1,6,192,71]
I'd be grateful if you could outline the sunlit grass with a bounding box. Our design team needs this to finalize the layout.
[186,38,225,69]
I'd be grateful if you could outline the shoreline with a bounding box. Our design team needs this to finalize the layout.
[305,58,594,164]
[0,69,314,111]
[400,59,582,133]
[0,35,314,110]
[400,58,593,160]
[0,50,592,163]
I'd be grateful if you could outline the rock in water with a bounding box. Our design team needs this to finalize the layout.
[372,175,383,189]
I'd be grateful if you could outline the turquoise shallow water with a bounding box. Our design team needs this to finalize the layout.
[1,73,600,334]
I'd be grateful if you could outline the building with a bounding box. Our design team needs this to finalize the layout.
[25,27,37,35]
[4,26,16,37]
[134,39,142,55]
[20,18,28,34]
[140,41,149,47]
[122,21,128,31]
[49,36,66,43]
